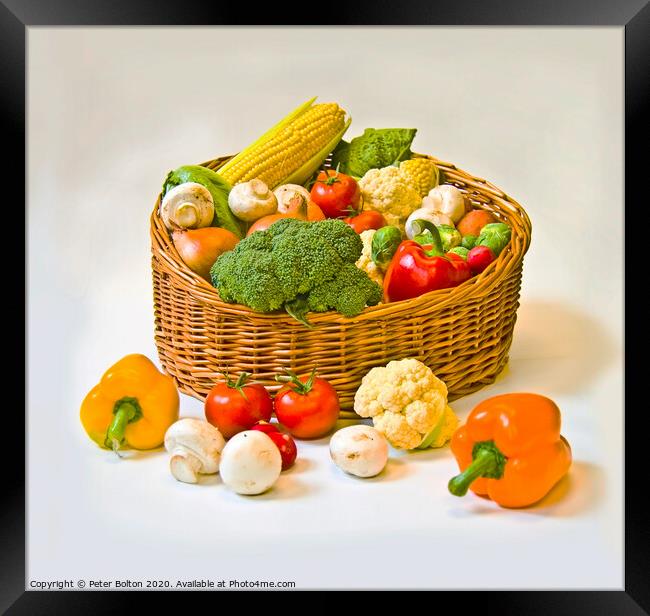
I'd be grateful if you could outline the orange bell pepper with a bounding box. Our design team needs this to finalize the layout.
[80,354,179,454]
[448,393,572,508]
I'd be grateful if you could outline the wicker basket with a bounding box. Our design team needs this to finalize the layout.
[151,154,531,418]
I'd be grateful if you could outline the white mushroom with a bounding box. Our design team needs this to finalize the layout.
[405,208,454,240]
[329,425,389,478]
[219,431,282,495]
[164,418,225,484]
[273,184,312,214]
[422,185,469,224]
[160,182,215,231]
[228,179,278,222]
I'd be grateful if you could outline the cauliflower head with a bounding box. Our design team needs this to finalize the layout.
[353,358,457,450]
[358,167,421,228]
[355,229,384,289]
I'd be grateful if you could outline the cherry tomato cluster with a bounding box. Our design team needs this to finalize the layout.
[204,368,340,470]
[309,169,387,233]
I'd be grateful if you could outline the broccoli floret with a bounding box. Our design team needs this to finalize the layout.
[210,249,285,312]
[308,264,382,317]
[272,225,344,295]
[238,229,272,252]
[297,218,362,263]
[209,218,381,325]
[266,217,307,238]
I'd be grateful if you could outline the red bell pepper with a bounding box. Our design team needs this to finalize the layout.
[383,240,472,302]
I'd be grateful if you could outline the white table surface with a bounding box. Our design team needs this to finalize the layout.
[27,27,623,590]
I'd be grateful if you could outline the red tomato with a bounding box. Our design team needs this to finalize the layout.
[267,431,298,470]
[204,373,272,439]
[274,369,340,439]
[250,420,281,435]
[344,209,387,234]
[310,170,361,219]
[467,245,496,275]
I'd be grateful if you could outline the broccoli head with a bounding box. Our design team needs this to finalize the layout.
[209,218,382,326]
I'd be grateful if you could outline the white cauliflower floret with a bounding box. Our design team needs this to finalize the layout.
[355,229,384,288]
[358,167,421,229]
[373,413,422,450]
[353,358,457,450]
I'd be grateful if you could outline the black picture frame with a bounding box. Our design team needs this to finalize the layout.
[7,0,646,611]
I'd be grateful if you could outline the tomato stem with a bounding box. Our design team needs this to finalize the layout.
[223,371,250,402]
[275,367,318,395]
[323,169,340,186]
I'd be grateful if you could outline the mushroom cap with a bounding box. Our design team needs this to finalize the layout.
[228,180,277,222]
[164,418,226,475]
[329,424,389,478]
[274,184,312,213]
[219,431,282,495]
[160,182,215,230]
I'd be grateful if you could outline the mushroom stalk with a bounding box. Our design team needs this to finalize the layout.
[176,202,203,228]
[160,182,215,231]
[164,418,226,484]
[169,448,204,484]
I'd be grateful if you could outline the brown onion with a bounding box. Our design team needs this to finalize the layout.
[172,227,239,281]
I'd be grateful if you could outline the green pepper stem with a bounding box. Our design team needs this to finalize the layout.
[104,401,138,454]
[448,448,500,497]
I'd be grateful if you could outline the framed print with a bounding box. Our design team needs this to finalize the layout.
[6,0,647,611]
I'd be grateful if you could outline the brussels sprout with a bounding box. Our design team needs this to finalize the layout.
[477,223,511,256]
[461,234,478,250]
[371,225,403,270]
[449,246,469,260]
[436,224,462,252]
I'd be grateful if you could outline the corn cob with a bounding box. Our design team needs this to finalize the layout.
[398,158,442,197]
[217,97,351,189]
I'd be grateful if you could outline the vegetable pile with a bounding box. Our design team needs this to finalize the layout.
[158,96,513,326]
[80,354,573,508]
[79,98,569,511]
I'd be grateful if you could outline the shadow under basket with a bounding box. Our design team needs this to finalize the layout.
[151,153,532,418]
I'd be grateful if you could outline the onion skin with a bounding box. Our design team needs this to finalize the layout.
[172,227,239,280]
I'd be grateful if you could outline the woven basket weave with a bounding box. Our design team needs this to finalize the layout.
[151,153,531,418]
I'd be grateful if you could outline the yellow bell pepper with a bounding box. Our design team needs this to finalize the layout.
[80,354,179,453]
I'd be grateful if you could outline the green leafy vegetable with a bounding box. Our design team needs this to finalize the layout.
[331,128,417,178]
[461,234,478,250]
[477,223,511,257]
[436,224,462,252]
[371,226,402,270]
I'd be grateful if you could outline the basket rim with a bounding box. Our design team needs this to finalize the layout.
[151,153,532,324]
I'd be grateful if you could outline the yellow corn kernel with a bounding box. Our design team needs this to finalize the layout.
[398,158,441,197]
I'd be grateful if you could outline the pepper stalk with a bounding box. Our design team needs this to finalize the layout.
[448,440,507,496]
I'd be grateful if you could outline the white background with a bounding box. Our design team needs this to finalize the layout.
[28,27,623,589]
